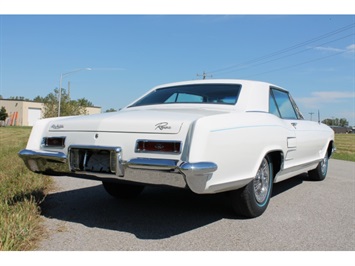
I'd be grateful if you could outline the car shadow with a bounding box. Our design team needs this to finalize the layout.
[40,174,307,240]
[272,173,306,197]
[40,184,234,240]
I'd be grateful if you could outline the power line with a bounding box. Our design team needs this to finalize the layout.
[206,22,355,76]
[241,49,348,79]
[214,33,354,76]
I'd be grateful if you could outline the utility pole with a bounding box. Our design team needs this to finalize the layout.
[68,81,71,99]
[58,68,91,117]
[197,71,212,80]
[309,112,314,121]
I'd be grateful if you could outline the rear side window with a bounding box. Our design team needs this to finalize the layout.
[269,88,298,119]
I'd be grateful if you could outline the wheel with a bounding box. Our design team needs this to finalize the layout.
[102,181,144,199]
[308,154,329,181]
[230,155,273,218]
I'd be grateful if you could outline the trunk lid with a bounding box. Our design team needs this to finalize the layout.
[47,107,228,134]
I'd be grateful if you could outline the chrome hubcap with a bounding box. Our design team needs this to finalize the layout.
[320,156,328,176]
[253,158,270,204]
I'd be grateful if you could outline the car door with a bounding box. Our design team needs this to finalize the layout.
[269,87,314,170]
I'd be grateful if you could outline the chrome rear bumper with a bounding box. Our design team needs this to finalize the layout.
[18,147,217,192]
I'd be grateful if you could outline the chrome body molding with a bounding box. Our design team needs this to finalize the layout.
[274,158,322,183]
[18,149,67,172]
[127,158,179,170]
[18,147,218,192]
[180,162,218,175]
[18,149,67,163]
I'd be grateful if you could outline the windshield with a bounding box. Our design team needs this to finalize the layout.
[129,84,242,107]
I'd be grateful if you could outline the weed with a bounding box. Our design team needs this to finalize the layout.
[0,127,51,251]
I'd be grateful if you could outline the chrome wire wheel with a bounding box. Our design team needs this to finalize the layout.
[230,155,273,218]
[308,152,329,181]
[320,155,328,177]
[253,158,270,205]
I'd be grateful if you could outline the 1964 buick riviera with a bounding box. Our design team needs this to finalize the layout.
[19,79,334,218]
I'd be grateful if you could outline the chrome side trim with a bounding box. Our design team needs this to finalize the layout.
[274,158,321,183]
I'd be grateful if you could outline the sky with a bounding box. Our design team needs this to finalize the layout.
[0,4,354,125]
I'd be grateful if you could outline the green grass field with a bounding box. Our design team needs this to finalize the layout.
[332,134,355,162]
[0,127,51,251]
[0,127,353,250]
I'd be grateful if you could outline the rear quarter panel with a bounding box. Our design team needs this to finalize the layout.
[187,112,291,193]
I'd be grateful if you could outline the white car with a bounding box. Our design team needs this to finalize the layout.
[19,79,335,218]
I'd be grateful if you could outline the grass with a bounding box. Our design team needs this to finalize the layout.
[332,134,355,162]
[0,127,51,251]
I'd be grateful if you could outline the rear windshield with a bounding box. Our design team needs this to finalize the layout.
[129,84,242,107]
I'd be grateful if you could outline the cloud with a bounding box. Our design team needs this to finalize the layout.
[312,91,355,100]
[314,43,355,54]
[346,44,355,52]
[314,46,344,52]
[296,91,355,108]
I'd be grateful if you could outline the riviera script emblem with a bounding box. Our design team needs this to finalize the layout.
[51,124,64,129]
[155,122,171,131]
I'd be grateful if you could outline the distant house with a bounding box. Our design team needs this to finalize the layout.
[0,99,101,126]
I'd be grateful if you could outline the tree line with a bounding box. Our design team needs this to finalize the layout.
[321,118,349,127]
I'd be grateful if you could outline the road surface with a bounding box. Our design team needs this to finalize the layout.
[37,159,354,251]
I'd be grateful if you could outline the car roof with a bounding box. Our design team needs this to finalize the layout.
[125,79,289,113]
[153,79,286,92]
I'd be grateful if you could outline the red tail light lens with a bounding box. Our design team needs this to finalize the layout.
[136,140,181,154]
[42,137,66,148]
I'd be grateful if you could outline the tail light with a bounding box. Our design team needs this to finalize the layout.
[42,137,66,148]
[136,140,181,154]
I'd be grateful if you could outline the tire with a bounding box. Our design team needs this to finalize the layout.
[308,154,329,181]
[230,155,273,218]
[102,181,145,199]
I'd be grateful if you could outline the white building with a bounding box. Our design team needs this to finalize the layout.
[0,99,101,126]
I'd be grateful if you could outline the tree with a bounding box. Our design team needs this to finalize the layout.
[9,96,30,101]
[33,96,45,102]
[0,95,3,99]
[42,88,88,118]
[339,118,349,127]
[77,98,94,107]
[105,108,117,113]
[322,117,349,127]
[0,106,8,121]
